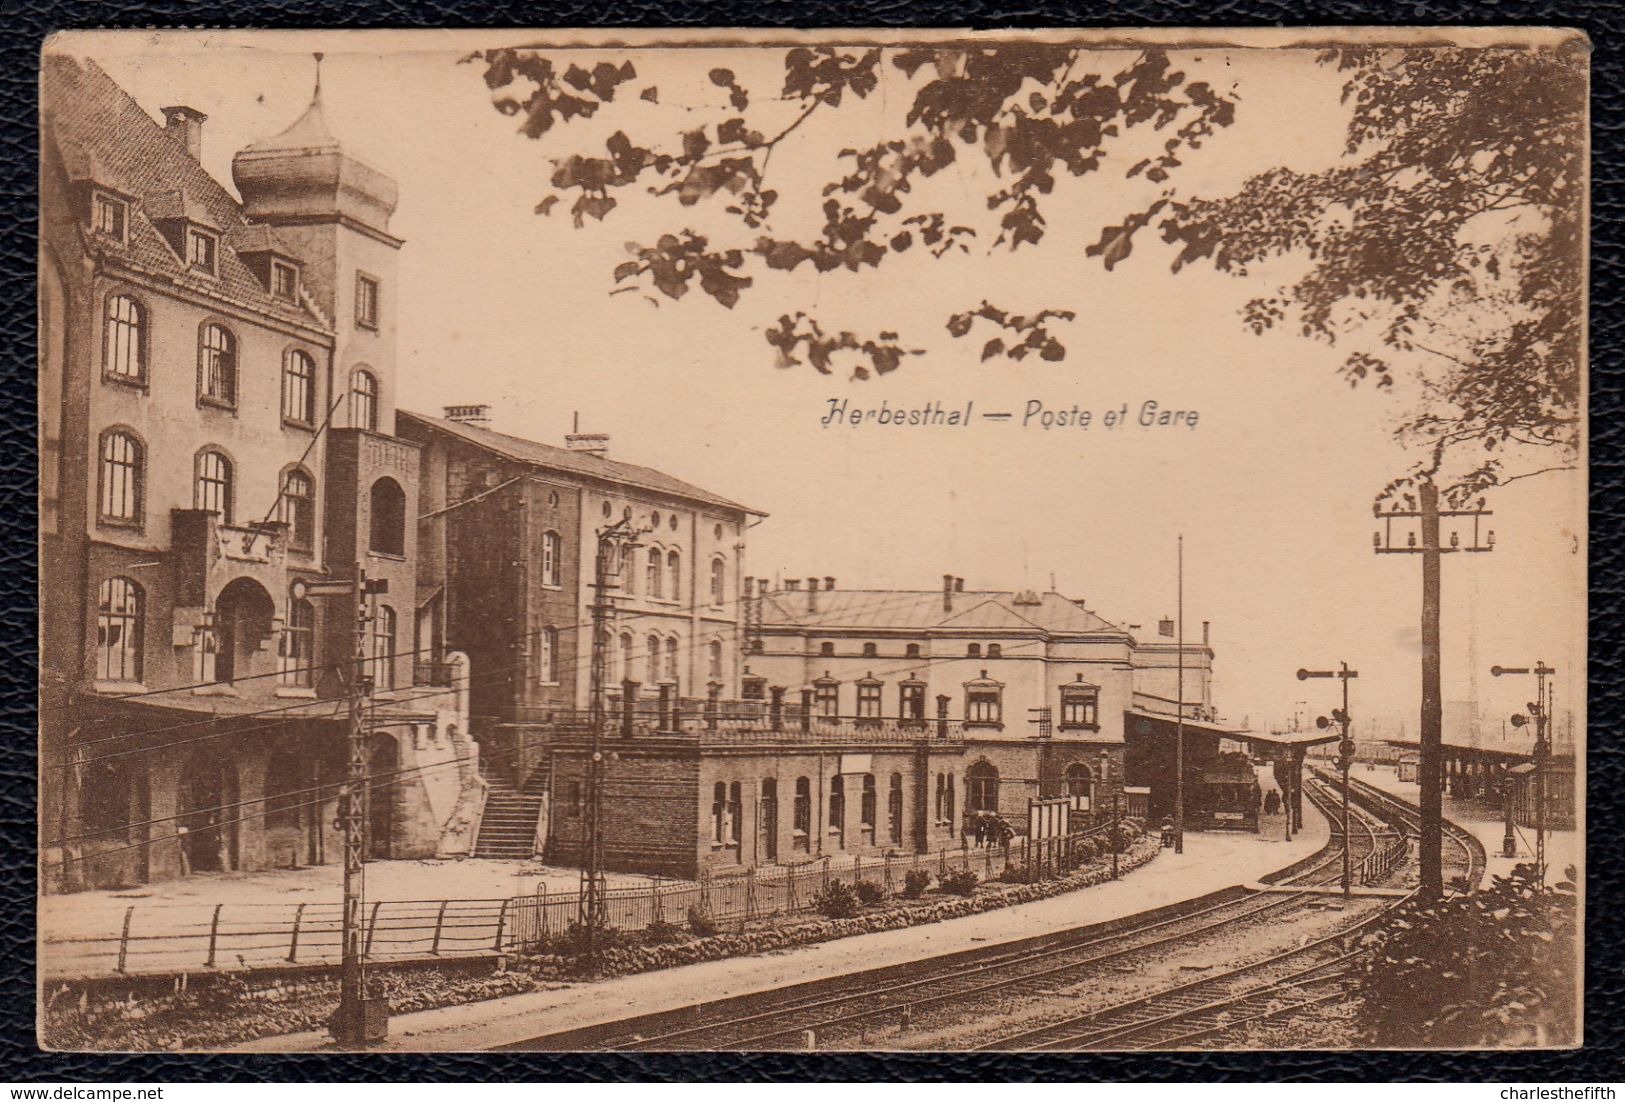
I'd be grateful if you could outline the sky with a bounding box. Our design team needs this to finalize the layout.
[66,30,1587,736]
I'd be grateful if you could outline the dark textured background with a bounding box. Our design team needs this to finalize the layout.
[3,1,1617,1082]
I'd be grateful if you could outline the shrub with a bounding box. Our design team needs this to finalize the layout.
[542,921,633,957]
[999,862,1035,885]
[1077,838,1100,862]
[812,880,862,918]
[686,905,718,937]
[641,917,687,946]
[901,869,932,899]
[853,879,886,906]
[938,868,979,896]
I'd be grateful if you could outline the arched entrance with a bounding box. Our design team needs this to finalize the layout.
[214,578,276,684]
[179,755,237,873]
[967,760,1000,815]
[367,734,398,860]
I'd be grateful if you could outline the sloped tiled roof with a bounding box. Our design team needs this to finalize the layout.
[40,53,324,332]
[760,588,1126,635]
[400,411,762,516]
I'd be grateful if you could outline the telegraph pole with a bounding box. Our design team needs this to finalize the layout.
[579,517,641,961]
[1174,534,1185,855]
[1491,661,1556,888]
[1299,663,1358,896]
[1374,482,1493,898]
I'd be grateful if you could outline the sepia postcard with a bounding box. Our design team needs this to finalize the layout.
[37,26,1587,1054]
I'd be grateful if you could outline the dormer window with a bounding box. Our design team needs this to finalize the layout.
[93,192,127,243]
[271,260,299,302]
[186,229,218,276]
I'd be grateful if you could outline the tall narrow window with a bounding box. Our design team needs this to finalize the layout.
[282,349,315,424]
[186,229,217,275]
[712,782,727,843]
[707,640,723,682]
[814,677,839,718]
[646,548,663,599]
[198,323,236,407]
[369,478,406,555]
[900,680,927,722]
[861,774,876,834]
[194,449,233,523]
[352,369,379,431]
[829,775,845,837]
[98,430,142,524]
[619,633,634,684]
[355,274,380,328]
[667,550,681,602]
[793,777,811,841]
[665,636,680,683]
[856,679,882,720]
[538,626,558,683]
[96,577,144,682]
[103,295,145,382]
[279,468,315,549]
[619,544,636,595]
[646,634,660,685]
[371,605,396,691]
[710,557,726,606]
[93,192,127,241]
[281,596,314,687]
[541,530,561,586]
[888,774,904,844]
[271,261,299,302]
[728,782,742,844]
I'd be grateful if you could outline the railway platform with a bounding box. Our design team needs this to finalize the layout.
[234,811,1330,1052]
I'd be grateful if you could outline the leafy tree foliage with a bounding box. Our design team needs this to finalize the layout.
[470,41,1585,495]
[1355,863,1579,1047]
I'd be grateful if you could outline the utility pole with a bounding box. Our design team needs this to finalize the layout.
[1491,662,1556,888]
[580,517,642,962]
[1175,533,1185,855]
[296,569,389,1045]
[1374,482,1493,898]
[1299,663,1358,896]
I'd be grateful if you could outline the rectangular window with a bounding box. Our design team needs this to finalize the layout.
[856,682,882,719]
[355,274,380,328]
[900,682,926,721]
[93,193,127,242]
[1061,691,1100,729]
[814,681,839,718]
[186,230,217,275]
[271,261,299,302]
[967,689,1002,725]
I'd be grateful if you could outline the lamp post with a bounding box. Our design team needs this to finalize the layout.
[1491,662,1556,888]
[1374,484,1493,899]
[1298,663,1358,897]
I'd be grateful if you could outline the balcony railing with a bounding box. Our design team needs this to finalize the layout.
[528,699,963,746]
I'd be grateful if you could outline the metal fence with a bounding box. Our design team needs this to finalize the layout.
[44,823,1133,980]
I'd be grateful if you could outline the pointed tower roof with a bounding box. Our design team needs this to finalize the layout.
[232,54,399,238]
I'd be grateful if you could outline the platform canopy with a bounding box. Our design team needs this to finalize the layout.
[1125,709,1340,751]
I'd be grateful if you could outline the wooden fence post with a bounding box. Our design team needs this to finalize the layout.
[205,903,223,968]
[116,906,134,974]
[287,902,307,963]
[745,866,757,926]
[493,899,511,952]
[430,900,451,956]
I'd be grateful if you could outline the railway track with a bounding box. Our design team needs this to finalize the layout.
[509,783,1420,1052]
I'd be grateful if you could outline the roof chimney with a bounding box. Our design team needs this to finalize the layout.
[786,579,801,591]
[1203,620,1211,646]
[807,578,819,613]
[943,574,954,613]
[443,403,491,425]
[955,577,965,592]
[824,577,836,591]
[162,105,207,161]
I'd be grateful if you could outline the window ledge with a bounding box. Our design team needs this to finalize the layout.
[540,583,564,592]
[275,687,317,699]
[90,680,147,695]
[192,683,239,698]
[197,396,237,414]
[282,419,316,433]
[97,517,145,533]
[367,551,407,562]
[102,373,148,392]
[965,721,1005,731]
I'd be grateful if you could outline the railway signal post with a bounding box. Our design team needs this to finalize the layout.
[1491,662,1557,888]
[1298,663,1358,897]
[1374,482,1493,899]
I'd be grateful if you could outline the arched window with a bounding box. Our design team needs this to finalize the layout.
[793,777,811,848]
[665,636,680,682]
[667,550,681,601]
[710,557,726,606]
[934,773,946,823]
[1066,763,1093,800]
[728,782,742,844]
[829,775,845,839]
[988,643,1003,658]
[645,633,661,685]
[619,632,634,684]
[281,594,314,687]
[906,643,921,658]
[98,429,143,523]
[967,761,1000,815]
[278,468,315,549]
[888,773,904,844]
[538,626,558,683]
[820,642,835,657]
[194,449,233,523]
[369,477,406,555]
[862,642,877,658]
[967,643,982,658]
[646,547,663,599]
[351,369,379,431]
[282,349,316,424]
[104,295,145,382]
[946,772,955,824]
[712,782,727,843]
[861,774,877,833]
[371,604,396,690]
[96,577,144,682]
[541,530,561,586]
[198,323,236,406]
[618,544,636,595]
[707,640,723,682]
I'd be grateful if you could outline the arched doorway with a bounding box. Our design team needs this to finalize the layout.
[367,734,398,860]
[967,760,1000,815]
[214,578,276,684]
[178,755,237,873]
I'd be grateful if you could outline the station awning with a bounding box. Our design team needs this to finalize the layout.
[1125,709,1340,750]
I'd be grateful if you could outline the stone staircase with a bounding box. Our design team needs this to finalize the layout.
[472,767,548,860]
